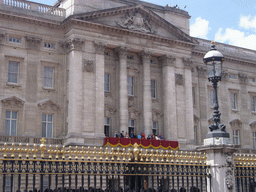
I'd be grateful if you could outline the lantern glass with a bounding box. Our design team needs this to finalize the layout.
[207,61,215,78]
[214,61,222,77]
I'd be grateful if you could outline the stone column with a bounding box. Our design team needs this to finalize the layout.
[94,42,106,138]
[198,144,237,192]
[161,55,177,140]
[142,51,152,136]
[183,58,194,142]
[66,37,85,144]
[117,47,129,133]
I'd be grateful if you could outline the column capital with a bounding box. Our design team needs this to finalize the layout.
[141,50,152,60]
[94,41,106,55]
[25,36,42,49]
[196,66,207,77]
[183,57,193,69]
[61,37,85,52]
[160,55,176,67]
[115,46,129,59]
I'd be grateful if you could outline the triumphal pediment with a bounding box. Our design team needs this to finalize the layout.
[72,4,194,43]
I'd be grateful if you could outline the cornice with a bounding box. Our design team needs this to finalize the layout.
[192,50,256,67]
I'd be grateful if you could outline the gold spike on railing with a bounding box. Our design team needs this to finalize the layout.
[128,148,131,161]
[55,145,60,159]
[17,143,23,158]
[145,149,149,162]
[74,146,79,160]
[93,147,97,160]
[3,143,7,158]
[32,144,38,159]
[99,147,103,161]
[10,143,16,158]
[40,138,46,158]
[81,146,85,160]
[48,145,53,159]
[122,148,126,161]
[165,151,169,163]
[25,144,30,159]
[67,146,72,159]
[61,145,66,159]
[87,146,91,160]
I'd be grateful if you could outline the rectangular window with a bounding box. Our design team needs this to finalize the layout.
[104,73,110,92]
[42,114,53,138]
[249,78,255,83]
[209,89,215,107]
[104,117,110,137]
[151,80,156,99]
[251,96,256,112]
[5,111,17,136]
[229,74,237,79]
[192,87,196,106]
[231,93,237,110]
[9,37,20,43]
[127,76,134,96]
[152,121,158,135]
[233,130,240,145]
[44,67,54,88]
[44,43,55,49]
[253,132,256,149]
[128,119,135,136]
[8,61,19,83]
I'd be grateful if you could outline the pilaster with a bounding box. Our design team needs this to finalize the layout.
[161,55,177,140]
[183,58,194,143]
[94,41,106,139]
[142,50,152,136]
[116,46,128,133]
[65,38,85,145]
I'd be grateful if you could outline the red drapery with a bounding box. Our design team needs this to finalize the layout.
[104,137,179,150]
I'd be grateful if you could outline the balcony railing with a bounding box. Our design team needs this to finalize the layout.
[1,0,66,17]
[0,135,63,145]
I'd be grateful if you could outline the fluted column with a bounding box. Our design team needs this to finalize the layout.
[66,38,85,143]
[117,47,129,133]
[183,58,194,142]
[162,55,177,140]
[142,51,152,136]
[94,42,106,138]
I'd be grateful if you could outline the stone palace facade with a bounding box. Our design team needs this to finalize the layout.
[0,0,256,151]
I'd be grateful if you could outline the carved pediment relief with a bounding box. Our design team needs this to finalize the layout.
[129,107,140,119]
[73,4,195,43]
[230,119,242,128]
[38,100,59,111]
[1,96,25,107]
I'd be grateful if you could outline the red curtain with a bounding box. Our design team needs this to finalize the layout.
[104,137,179,150]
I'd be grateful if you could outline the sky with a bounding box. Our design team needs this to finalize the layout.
[34,0,256,50]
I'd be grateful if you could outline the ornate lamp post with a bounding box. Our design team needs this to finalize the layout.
[203,41,230,139]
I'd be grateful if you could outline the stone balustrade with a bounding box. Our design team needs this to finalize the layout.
[1,0,66,17]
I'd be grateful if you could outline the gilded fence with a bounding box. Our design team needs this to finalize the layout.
[0,138,210,192]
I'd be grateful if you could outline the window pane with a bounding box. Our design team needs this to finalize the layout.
[151,80,156,98]
[42,122,46,137]
[42,114,46,121]
[44,67,53,87]
[6,111,10,118]
[8,62,18,83]
[12,111,17,119]
[48,114,52,122]
[11,120,16,136]
[47,123,52,138]
[252,96,255,112]
[5,120,10,135]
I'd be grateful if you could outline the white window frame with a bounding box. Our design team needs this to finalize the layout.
[8,61,19,84]
[5,111,17,136]
[9,37,21,43]
[253,132,256,149]
[233,130,240,145]
[104,117,110,137]
[127,76,134,96]
[152,121,158,135]
[42,114,53,138]
[44,42,55,49]
[151,80,156,99]
[251,96,256,112]
[104,73,110,92]
[231,93,238,110]
[43,66,54,88]
[229,74,237,79]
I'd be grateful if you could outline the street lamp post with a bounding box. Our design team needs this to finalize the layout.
[203,41,230,139]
